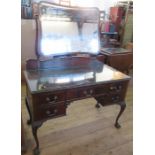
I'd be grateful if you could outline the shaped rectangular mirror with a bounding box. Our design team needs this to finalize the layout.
[36,2,100,58]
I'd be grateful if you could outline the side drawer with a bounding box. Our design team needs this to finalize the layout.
[108,93,124,103]
[34,103,66,121]
[95,92,125,106]
[107,81,129,93]
[33,91,65,105]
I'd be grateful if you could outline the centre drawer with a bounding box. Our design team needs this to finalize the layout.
[77,85,107,98]
[33,91,65,105]
[77,86,95,98]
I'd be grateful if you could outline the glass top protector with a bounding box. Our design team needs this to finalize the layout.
[24,65,130,93]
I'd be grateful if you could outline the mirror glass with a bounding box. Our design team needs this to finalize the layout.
[37,2,100,57]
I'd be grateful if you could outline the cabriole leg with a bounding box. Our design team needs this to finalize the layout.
[115,101,126,129]
[25,97,32,125]
[32,123,42,155]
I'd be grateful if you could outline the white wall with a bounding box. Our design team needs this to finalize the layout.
[21,19,37,65]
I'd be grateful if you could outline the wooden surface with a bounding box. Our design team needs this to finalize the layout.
[21,73,132,155]
[106,53,133,74]
[101,49,133,74]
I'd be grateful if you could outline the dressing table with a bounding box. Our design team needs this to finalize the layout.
[23,2,130,155]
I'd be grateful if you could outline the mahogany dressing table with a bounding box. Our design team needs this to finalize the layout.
[23,3,130,155]
[24,58,130,155]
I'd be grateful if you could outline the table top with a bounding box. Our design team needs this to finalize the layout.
[100,48,131,55]
[24,64,130,94]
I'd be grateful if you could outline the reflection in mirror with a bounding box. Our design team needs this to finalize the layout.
[37,2,100,57]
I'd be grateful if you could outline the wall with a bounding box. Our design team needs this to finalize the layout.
[21,19,37,64]
[21,19,37,81]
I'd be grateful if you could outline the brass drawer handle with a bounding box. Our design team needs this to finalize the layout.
[90,90,93,94]
[83,90,87,95]
[110,85,122,91]
[46,109,58,117]
[46,97,50,102]
[83,90,93,96]
[110,86,117,91]
[48,101,57,104]
[46,96,58,103]
[112,96,120,102]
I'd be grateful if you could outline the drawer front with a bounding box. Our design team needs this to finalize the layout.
[95,93,124,106]
[107,81,128,93]
[108,93,124,103]
[33,91,65,105]
[34,103,66,121]
[94,81,129,105]
[77,84,107,98]
[77,86,95,98]
[67,86,107,100]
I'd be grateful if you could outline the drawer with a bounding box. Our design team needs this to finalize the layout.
[34,103,66,121]
[67,86,108,101]
[108,81,128,93]
[108,93,124,103]
[77,86,95,98]
[95,93,124,106]
[94,94,108,104]
[77,85,108,98]
[33,91,65,105]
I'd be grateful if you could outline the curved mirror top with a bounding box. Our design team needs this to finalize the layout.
[37,2,100,57]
